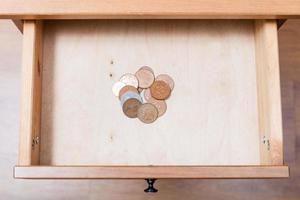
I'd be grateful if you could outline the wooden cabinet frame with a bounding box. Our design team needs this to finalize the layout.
[11,19,289,179]
[0,1,295,179]
[1,0,300,19]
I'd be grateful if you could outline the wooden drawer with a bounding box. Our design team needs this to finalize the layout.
[14,19,288,179]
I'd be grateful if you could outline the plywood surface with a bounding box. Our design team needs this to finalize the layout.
[1,19,300,200]
[40,20,260,165]
[14,166,289,179]
[1,0,300,19]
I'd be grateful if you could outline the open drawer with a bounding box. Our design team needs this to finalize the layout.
[14,19,289,179]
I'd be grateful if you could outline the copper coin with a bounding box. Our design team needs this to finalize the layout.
[119,85,138,100]
[120,91,142,105]
[135,68,155,89]
[119,73,139,88]
[150,80,171,100]
[148,98,167,117]
[112,81,126,97]
[137,103,158,124]
[156,74,175,90]
[122,98,142,118]
[140,66,154,74]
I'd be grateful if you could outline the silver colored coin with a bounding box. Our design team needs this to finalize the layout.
[140,88,153,103]
[119,73,139,88]
[143,88,152,102]
[140,90,148,103]
[120,91,142,106]
[112,81,126,97]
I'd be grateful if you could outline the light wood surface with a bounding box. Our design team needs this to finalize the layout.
[1,0,300,19]
[14,166,289,179]
[40,20,261,166]
[254,20,283,165]
[1,18,300,200]
[18,20,43,165]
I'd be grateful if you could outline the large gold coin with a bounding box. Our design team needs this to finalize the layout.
[150,80,171,100]
[119,85,138,100]
[135,68,155,89]
[156,74,174,90]
[137,103,158,124]
[122,98,142,118]
[148,98,167,117]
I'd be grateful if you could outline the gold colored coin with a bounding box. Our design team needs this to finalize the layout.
[135,69,155,89]
[156,74,174,90]
[112,81,126,97]
[119,73,139,88]
[119,85,138,100]
[148,98,167,117]
[137,103,158,124]
[150,80,171,100]
[122,98,142,118]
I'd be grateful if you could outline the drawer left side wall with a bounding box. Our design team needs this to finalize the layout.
[19,20,43,165]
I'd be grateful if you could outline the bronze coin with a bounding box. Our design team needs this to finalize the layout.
[156,74,175,90]
[148,98,167,117]
[140,66,154,74]
[120,92,142,105]
[119,85,139,100]
[122,98,142,118]
[150,80,171,100]
[137,103,158,124]
[135,68,155,89]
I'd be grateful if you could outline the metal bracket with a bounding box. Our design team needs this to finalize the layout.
[32,136,39,149]
[262,136,270,151]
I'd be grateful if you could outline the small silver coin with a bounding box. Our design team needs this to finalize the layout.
[119,73,139,88]
[112,81,126,97]
[140,90,148,103]
[120,91,142,106]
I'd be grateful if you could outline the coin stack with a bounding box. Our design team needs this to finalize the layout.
[112,66,174,124]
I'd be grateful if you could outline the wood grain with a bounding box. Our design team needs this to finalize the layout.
[0,0,300,19]
[255,20,283,165]
[19,20,43,165]
[1,18,300,200]
[40,20,260,166]
[14,166,289,179]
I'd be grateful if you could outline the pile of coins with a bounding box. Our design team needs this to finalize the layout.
[112,66,174,124]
